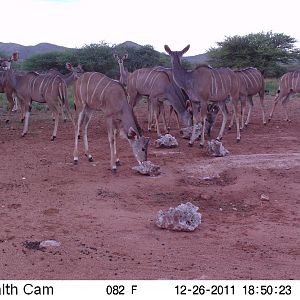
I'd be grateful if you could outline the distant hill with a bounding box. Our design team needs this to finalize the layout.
[184,53,209,64]
[0,41,208,64]
[0,42,70,60]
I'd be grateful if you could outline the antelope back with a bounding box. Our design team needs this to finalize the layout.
[236,68,264,95]
[128,67,170,96]
[16,72,66,103]
[74,72,127,114]
[193,66,239,101]
[279,70,300,93]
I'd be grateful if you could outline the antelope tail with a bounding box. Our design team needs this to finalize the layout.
[58,81,75,127]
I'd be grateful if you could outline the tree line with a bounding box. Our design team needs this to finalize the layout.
[6,32,300,78]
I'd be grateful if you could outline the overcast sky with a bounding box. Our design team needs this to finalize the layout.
[2,0,300,56]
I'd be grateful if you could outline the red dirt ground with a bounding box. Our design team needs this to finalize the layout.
[0,96,299,280]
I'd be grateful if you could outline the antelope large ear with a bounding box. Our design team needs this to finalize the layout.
[66,63,72,70]
[127,127,138,140]
[113,53,118,59]
[180,45,190,56]
[123,53,128,60]
[164,45,172,54]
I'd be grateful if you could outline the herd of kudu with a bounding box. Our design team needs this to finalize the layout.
[1,45,299,172]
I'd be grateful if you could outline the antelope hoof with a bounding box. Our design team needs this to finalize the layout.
[216,137,222,141]
[199,143,204,148]
[263,122,267,126]
[21,118,25,123]
[268,117,272,122]
[73,159,78,165]
[188,142,193,147]
[228,126,232,131]
[5,119,9,124]
[116,160,121,166]
[236,138,241,143]
[112,168,117,174]
[85,154,93,162]
[64,119,67,123]
[78,135,81,139]
[51,136,56,141]
[21,133,27,138]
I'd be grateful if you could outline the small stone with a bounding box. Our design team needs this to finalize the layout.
[154,134,178,148]
[39,240,61,247]
[260,194,270,201]
[207,139,229,157]
[132,161,161,176]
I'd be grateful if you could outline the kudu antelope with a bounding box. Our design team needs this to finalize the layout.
[0,52,20,122]
[113,53,192,136]
[164,44,241,147]
[48,63,84,121]
[14,67,76,140]
[72,71,150,172]
[228,67,266,129]
[268,70,300,122]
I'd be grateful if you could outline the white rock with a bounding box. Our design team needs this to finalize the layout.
[132,161,161,176]
[156,202,202,231]
[39,240,61,247]
[207,139,229,157]
[180,124,202,140]
[154,134,178,148]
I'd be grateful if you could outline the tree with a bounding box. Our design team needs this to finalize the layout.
[207,32,300,77]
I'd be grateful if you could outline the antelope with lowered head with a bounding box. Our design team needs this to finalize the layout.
[268,70,300,122]
[164,44,241,147]
[14,66,77,140]
[113,53,192,136]
[228,67,266,129]
[72,71,150,172]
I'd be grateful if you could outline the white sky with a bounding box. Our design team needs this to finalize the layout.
[2,0,300,56]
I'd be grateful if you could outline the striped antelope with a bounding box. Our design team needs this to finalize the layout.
[164,44,241,147]
[0,52,20,122]
[72,72,150,172]
[229,67,266,129]
[14,70,75,140]
[126,66,192,136]
[114,53,185,136]
[268,70,300,122]
[48,63,84,121]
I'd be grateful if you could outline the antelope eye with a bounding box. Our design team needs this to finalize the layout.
[142,148,145,152]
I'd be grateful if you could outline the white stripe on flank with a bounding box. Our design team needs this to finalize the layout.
[99,80,112,102]
[50,76,59,96]
[38,76,47,96]
[150,72,161,91]
[240,72,249,90]
[86,73,97,103]
[135,69,140,90]
[90,75,107,104]
[142,69,155,89]
[218,70,225,96]
[245,69,258,89]
[211,70,217,96]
